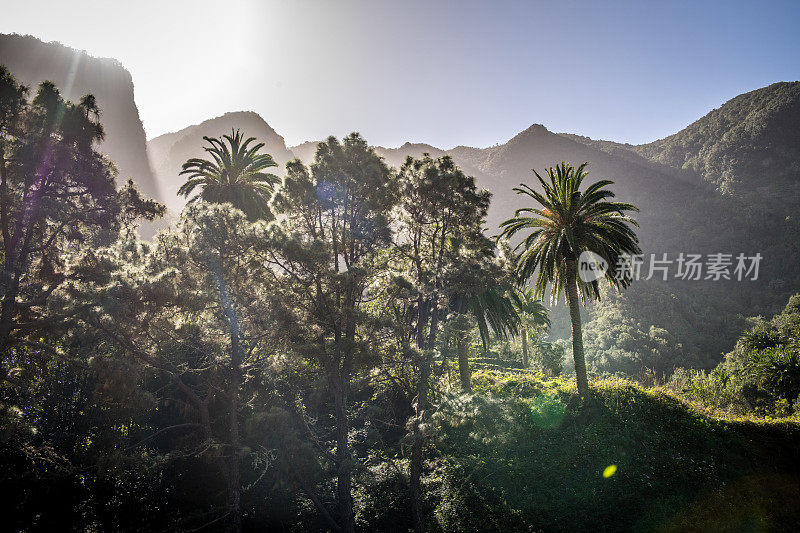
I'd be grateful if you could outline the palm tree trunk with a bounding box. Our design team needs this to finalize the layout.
[521,327,529,368]
[457,337,471,392]
[565,259,589,398]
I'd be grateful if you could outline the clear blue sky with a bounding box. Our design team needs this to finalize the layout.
[2,0,798,148]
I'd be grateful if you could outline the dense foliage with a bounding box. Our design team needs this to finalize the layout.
[672,294,800,417]
[635,82,800,208]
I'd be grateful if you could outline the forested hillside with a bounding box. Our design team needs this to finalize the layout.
[635,82,800,209]
[565,82,800,217]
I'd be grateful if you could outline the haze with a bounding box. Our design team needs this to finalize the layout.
[2,0,798,148]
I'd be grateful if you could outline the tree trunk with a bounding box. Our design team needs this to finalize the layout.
[335,281,358,533]
[410,348,430,533]
[226,332,242,533]
[0,154,12,353]
[457,337,471,392]
[437,335,451,374]
[214,267,242,532]
[565,259,589,398]
[333,374,355,533]
[226,374,242,533]
[291,462,342,532]
[0,275,18,352]
[521,327,529,368]
[410,297,437,533]
[0,167,49,352]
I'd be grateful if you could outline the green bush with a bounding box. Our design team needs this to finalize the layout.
[673,295,800,417]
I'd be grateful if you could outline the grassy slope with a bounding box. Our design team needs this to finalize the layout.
[426,370,800,532]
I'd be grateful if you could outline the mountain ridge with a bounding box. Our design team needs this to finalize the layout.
[562,81,800,214]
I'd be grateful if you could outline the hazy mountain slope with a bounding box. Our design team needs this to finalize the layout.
[637,82,800,189]
[147,111,294,213]
[373,142,446,169]
[287,141,319,165]
[465,122,800,367]
[463,124,737,248]
[289,140,445,170]
[293,123,786,258]
[557,133,698,185]
[0,34,160,201]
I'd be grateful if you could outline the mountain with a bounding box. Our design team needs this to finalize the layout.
[295,124,751,250]
[565,82,800,216]
[147,111,294,214]
[288,141,321,166]
[0,34,160,202]
[373,142,446,169]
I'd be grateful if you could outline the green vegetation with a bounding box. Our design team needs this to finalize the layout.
[510,286,551,370]
[560,82,800,381]
[635,82,800,207]
[430,370,800,532]
[1,67,799,532]
[671,294,800,418]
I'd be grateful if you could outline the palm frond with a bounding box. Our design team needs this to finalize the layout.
[178,129,280,220]
[499,162,641,304]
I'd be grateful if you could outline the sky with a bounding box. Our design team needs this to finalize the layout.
[1,0,798,149]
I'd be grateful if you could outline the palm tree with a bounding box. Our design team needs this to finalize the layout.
[448,236,522,391]
[179,129,280,220]
[512,287,551,369]
[449,285,521,392]
[500,162,640,397]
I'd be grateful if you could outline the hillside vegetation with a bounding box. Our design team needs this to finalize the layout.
[418,370,800,532]
[635,82,800,209]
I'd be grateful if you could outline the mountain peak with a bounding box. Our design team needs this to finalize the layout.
[213,110,270,125]
[522,123,550,134]
[501,123,556,149]
[504,123,553,146]
[153,110,281,141]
